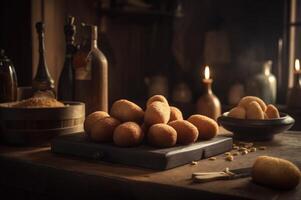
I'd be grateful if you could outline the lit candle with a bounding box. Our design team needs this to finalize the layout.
[203,65,212,83]
[295,59,301,73]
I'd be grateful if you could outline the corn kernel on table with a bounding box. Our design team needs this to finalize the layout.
[0,131,300,200]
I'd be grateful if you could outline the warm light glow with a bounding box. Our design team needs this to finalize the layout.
[295,59,300,71]
[204,66,210,79]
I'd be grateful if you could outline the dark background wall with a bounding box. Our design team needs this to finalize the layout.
[0,0,286,105]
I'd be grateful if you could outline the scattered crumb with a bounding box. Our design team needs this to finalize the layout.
[225,155,234,161]
[250,147,257,152]
[241,150,248,155]
[191,161,198,165]
[208,157,216,161]
[259,146,267,150]
[233,146,239,150]
[224,152,231,156]
[232,152,239,156]
[239,147,247,151]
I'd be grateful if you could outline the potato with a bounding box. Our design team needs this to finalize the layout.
[228,107,246,119]
[144,101,170,125]
[148,124,177,148]
[84,111,110,134]
[246,101,264,120]
[238,96,267,112]
[169,106,183,122]
[113,122,144,147]
[187,114,218,140]
[146,95,169,107]
[110,99,144,123]
[252,156,301,190]
[90,117,120,142]
[265,104,280,119]
[168,120,198,145]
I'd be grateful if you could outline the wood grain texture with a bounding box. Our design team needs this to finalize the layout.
[0,131,300,199]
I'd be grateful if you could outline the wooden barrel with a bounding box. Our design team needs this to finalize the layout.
[0,101,85,146]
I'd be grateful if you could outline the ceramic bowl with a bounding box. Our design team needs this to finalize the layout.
[217,112,295,141]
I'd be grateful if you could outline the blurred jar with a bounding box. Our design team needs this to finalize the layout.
[246,60,277,104]
[0,49,18,103]
[172,82,192,103]
[145,75,168,98]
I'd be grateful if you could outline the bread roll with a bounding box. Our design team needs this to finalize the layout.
[187,114,218,140]
[148,124,177,148]
[252,156,301,190]
[113,122,144,147]
[146,95,169,107]
[84,111,110,134]
[228,107,246,119]
[144,101,170,125]
[90,117,120,142]
[169,106,183,122]
[110,99,144,123]
[238,96,267,112]
[246,101,264,120]
[265,104,280,119]
[168,120,198,145]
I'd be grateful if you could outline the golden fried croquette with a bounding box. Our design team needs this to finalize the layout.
[113,122,144,147]
[265,104,280,119]
[252,156,301,190]
[147,124,177,148]
[169,106,183,122]
[246,101,264,120]
[228,106,246,119]
[84,111,110,134]
[144,101,170,125]
[110,99,144,123]
[238,96,267,112]
[187,114,218,140]
[90,117,120,142]
[146,95,169,107]
[168,120,198,145]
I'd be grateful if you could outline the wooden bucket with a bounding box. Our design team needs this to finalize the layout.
[0,101,85,146]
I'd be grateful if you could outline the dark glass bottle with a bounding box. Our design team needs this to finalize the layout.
[32,22,55,97]
[74,25,108,114]
[58,16,77,101]
[0,49,18,103]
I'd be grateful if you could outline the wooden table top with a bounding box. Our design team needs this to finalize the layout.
[0,131,301,200]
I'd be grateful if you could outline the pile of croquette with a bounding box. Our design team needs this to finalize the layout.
[84,95,218,148]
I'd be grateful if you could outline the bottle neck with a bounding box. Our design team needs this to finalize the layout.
[91,39,98,49]
[203,79,213,94]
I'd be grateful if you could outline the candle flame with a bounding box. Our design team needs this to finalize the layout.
[295,59,300,71]
[204,66,210,79]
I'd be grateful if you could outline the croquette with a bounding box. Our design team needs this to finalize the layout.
[246,101,264,120]
[187,114,218,140]
[169,106,183,122]
[228,106,246,119]
[238,96,267,112]
[113,122,144,147]
[168,120,198,145]
[146,95,169,107]
[90,117,120,142]
[144,101,170,125]
[84,111,110,134]
[265,104,280,119]
[148,124,177,148]
[110,99,144,123]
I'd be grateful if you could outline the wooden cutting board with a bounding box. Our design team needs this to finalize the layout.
[51,133,232,170]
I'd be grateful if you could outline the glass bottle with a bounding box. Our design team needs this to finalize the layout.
[0,49,18,103]
[58,16,77,101]
[246,60,277,104]
[32,22,55,98]
[74,25,108,114]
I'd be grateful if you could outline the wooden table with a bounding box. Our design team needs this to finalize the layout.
[0,131,301,200]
